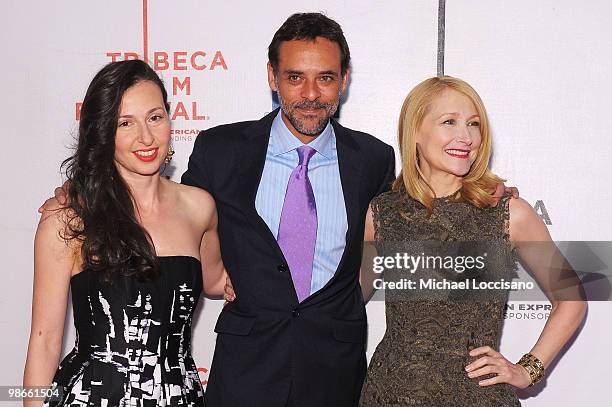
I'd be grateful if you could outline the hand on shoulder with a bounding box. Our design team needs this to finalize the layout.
[35,197,80,272]
[39,196,64,214]
[491,182,519,207]
[38,197,76,232]
[38,182,70,213]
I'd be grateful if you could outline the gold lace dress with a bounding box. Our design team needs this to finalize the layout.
[359,189,521,406]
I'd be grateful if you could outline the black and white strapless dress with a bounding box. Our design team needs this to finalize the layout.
[44,256,205,407]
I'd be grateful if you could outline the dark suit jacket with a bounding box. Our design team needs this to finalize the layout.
[182,109,395,407]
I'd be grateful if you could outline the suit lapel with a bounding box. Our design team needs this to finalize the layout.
[303,120,363,304]
[234,113,364,300]
[334,120,363,251]
[235,109,286,260]
[328,121,364,282]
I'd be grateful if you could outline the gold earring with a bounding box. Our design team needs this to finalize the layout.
[165,146,175,163]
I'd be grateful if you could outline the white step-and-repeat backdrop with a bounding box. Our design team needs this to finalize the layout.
[2,1,610,405]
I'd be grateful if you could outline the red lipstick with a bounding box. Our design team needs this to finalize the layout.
[133,148,159,162]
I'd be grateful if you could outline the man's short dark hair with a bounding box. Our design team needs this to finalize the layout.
[268,13,351,76]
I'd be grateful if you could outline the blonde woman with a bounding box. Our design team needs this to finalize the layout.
[359,77,586,406]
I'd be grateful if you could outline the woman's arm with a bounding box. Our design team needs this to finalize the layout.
[196,194,227,298]
[467,197,587,388]
[360,205,378,302]
[23,208,76,406]
[178,183,227,299]
[508,198,587,367]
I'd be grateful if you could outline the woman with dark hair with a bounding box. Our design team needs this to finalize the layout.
[358,76,586,406]
[23,60,223,406]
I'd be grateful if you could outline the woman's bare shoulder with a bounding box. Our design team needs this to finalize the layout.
[38,198,76,230]
[508,196,551,242]
[164,179,216,221]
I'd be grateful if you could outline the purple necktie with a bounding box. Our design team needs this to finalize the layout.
[277,145,318,302]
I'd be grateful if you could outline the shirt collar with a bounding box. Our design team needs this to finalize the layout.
[270,110,334,159]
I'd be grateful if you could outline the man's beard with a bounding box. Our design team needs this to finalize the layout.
[277,91,341,136]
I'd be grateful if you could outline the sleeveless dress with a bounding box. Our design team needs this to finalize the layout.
[359,190,521,406]
[43,256,205,407]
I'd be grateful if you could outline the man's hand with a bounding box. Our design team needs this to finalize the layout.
[223,276,236,304]
[492,183,519,207]
[38,183,69,213]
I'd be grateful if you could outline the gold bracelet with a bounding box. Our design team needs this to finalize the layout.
[517,353,545,386]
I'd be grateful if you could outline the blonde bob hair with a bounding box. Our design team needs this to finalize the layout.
[392,76,503,211]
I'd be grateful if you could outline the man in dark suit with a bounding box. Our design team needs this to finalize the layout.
[182,13,395,407]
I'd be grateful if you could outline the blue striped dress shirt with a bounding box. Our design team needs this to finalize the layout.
[255,111,348,296]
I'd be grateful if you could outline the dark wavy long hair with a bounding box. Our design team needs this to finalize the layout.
[62,60,169,281]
